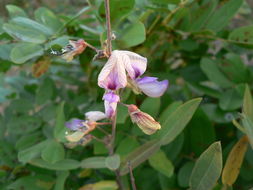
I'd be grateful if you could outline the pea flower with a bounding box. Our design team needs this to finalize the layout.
[61,39,87,62]
[103,91,120,118]
[128,104,161,135]
[65,111,106,142]
[128,76,169,97]
[97,50,147,90]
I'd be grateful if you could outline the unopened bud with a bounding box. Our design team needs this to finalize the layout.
[128,104,161,135]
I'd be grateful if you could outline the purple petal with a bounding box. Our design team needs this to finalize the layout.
[98,51,127,90]
[103,91,120,103]
[65,119,86,131]
[136,77,169,97]
[120,51,147,79]
[103,91,119,118]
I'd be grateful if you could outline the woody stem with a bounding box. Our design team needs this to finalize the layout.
[104,0,112,55]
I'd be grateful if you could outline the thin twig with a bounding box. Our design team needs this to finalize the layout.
[104,0,112,55]
[96,126,110,135]
[128,161,137,190]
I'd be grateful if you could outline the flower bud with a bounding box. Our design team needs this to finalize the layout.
[128,104,161,135]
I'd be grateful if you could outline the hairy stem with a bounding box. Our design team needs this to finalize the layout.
[104,0,112,55]
[128,161,137,190]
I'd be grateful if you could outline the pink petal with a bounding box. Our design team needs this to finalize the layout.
[98,50,127,90]
[120,51,147,79]
[136,77,169,97]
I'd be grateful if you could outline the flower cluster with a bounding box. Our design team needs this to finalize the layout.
[65,111,106,146]
[98,50,168,118]
[64,49,169,145]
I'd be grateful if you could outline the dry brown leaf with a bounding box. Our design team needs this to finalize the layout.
[222,135,249,186]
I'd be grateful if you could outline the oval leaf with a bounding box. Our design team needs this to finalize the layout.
[41,140,65,164]
[148,150,174,178]
[105,154,120,171]
[3,23,46,43]
[189,142,223,190]
[10,43,43,64]
[154,98,202,145]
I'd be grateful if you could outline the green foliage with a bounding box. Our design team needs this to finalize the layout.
[1,0,253,189]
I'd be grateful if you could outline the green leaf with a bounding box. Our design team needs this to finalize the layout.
[219,53,251,83]
[54,102,67,142]
[30,158,80,170]
[41,140,65,164]
[7,176,54,190]
[188,0,218,32]
[3,23,46,43]
[140,97,161,117]
[10,42,43,64]
[243,85,253,119]
[35,7,63,32]
[219,86,244,111]
[54,171,69,190]
[148,150,174,178]
[120,139,161,175]
[159,101,182,124]
[116,137,140,156]
[81,157,106,169]
[99,0,135,24]
[117,21,146,48]
[184,109,216,156]
[204,0,243,32]
[6,5,27,18]
[11,17,53,36]
[15,132,43,150]
[229,25,253,46]
[200,58,233,88]
[18,140,49,163]
[105,154,121,170]
[189,142,223,190]
[117,104,129,124]
[36,78,55,105]
[242,114,253,149]
[178,162,195,188]
[154,98,202,145]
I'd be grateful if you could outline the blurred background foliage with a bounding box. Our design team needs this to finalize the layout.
[1,0,253,190]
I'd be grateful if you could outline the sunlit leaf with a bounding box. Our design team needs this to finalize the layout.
[79,180,118,190]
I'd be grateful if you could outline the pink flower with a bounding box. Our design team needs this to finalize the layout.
[103,91,120,118]
[98,50,147,90]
